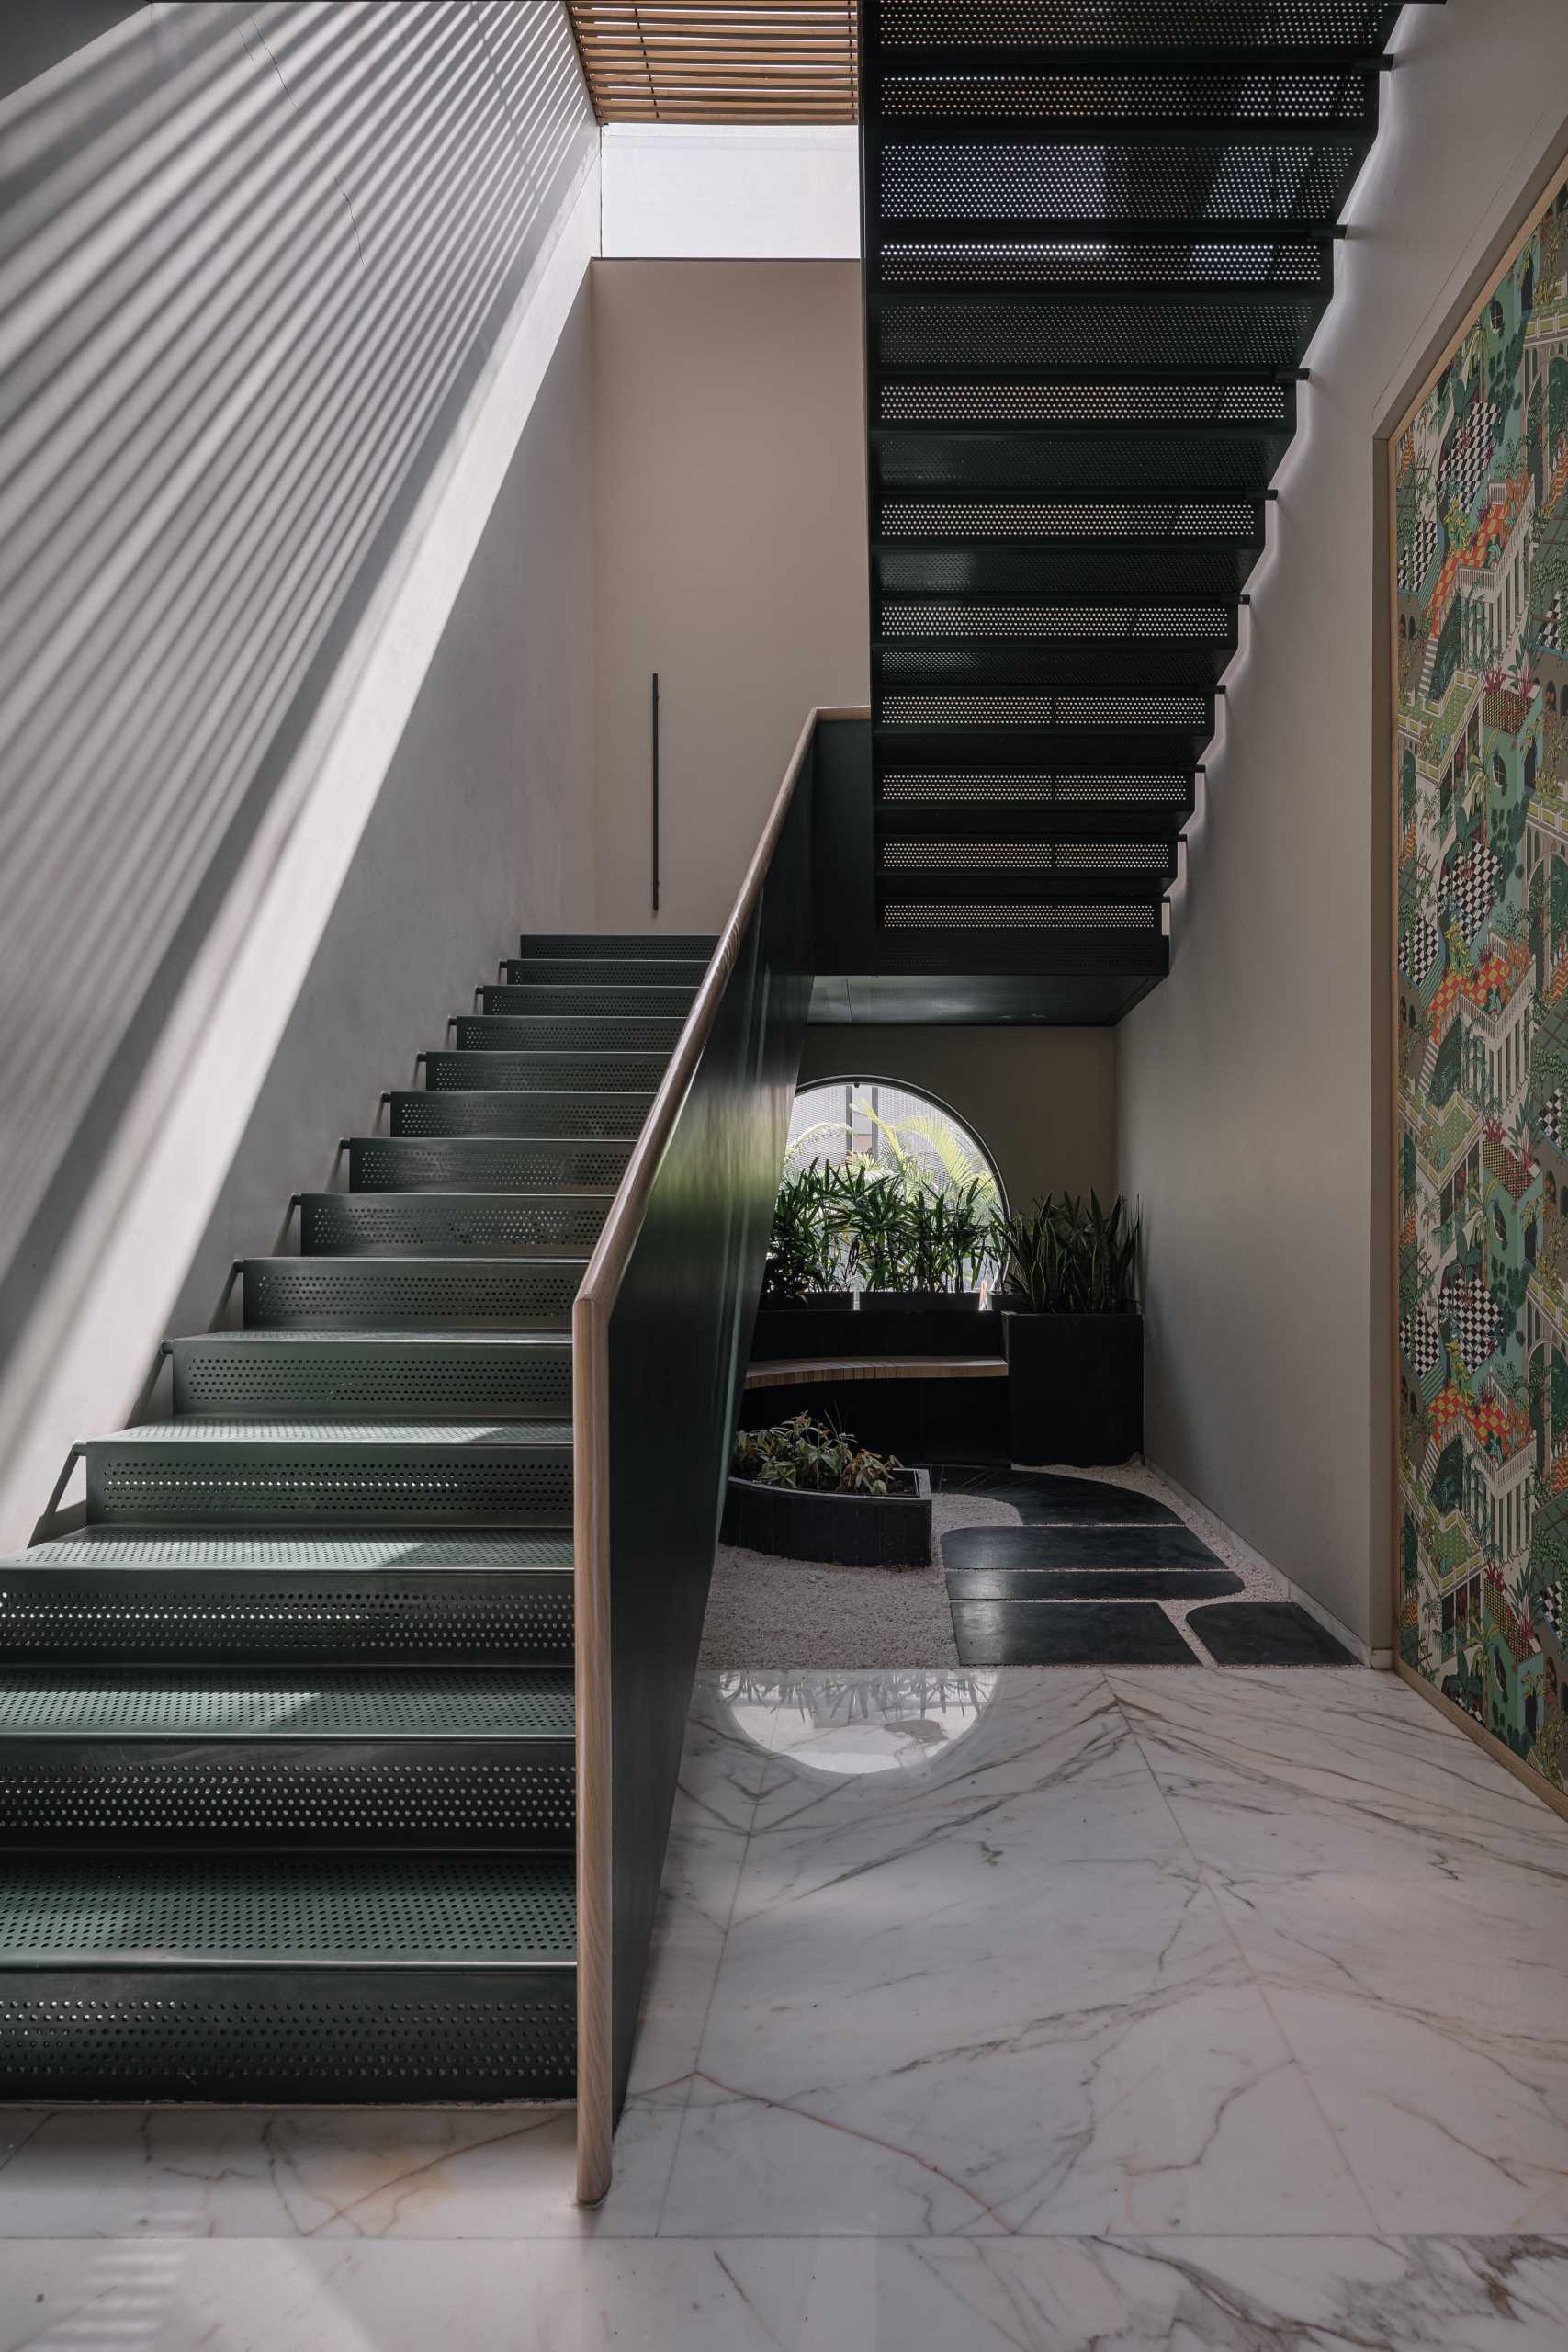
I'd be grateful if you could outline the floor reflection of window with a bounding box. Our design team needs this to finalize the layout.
[720,1670,998,1776]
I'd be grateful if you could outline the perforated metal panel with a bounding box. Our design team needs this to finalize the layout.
[0,1668,571,1738]
[84,1431,575,1526]
[878,1,1401,40]
[0,1746,578,1847]
[877,426,1289,491]
[879,379,1292,425]
[0,1670,577,1849]
[879,498,1261,536]
[503,958,709,988]
[348,1136,631,1192]
[0,1852,576,1957]
[0,1538,575,1668]
[424,1051,669,1093]
[242,1258,584,1331]
[880,242,1328,288]
[880,769,1190,803]
[884,900,1159,928]
[172,1335,573,1421]
[0,1970,575,2101]
[521,933,713,959]
[879,139,1370,227]
[879,537,1261,599]
[880,689,1209,725]
[883,603,1231,639]
[882,838,1177,876]
[389,1091,654,1139]
[880,299,1325,372]
[480,984,696,1015]
[453,1016,684,1054]
[299,1193,610,1258]
[882,69,1377,123]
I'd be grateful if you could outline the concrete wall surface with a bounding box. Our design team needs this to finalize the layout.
[1117,0,1568,1647]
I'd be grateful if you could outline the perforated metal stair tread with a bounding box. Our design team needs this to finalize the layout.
[0,1854,576,1963]
[241,1258,587,1331]
[387,1091,655,1140]
[346,1137,630,1192]
[15,1532,574,1569]
[0,1533,575,1668]
[519,933,714,958]
[90,1421,572,1446]
[0,1669,574,1739]
[297,1193,611,1259]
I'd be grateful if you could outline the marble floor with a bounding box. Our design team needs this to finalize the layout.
[1,1665,1566,2347]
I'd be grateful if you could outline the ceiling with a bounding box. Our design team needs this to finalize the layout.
[565,4,858,125]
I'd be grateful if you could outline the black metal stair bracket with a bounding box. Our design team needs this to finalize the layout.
[858,0,1414,1022]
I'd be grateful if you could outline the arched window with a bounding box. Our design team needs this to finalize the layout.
[784,1076,1006,1217]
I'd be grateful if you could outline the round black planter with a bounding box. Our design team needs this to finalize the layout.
[1002,1311,1143,1467]
[721,1466,933,1567]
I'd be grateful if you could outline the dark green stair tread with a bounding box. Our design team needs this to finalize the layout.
[0,1668,573,1739]
[0,1854,575,1963]
[520,933,714,957]
[86,1419,572,1447]
[174,1331,574,1351]
[15,1530,574,1569]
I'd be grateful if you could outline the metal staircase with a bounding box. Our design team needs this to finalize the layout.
[0,933,712,2102]
[859,0,1413,1022]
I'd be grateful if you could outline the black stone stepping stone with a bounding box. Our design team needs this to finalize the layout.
[947,1566,1245,1602]
[932,1468,1178,1526]
[950,1600,1199,1667]
[942,1524,1224,1573]
[1187,1601,1357,1668]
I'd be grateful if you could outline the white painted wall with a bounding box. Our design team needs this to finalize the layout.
[601,126,860,259]
[0,161,601,1548]
[1117,0,1568,1649]
[165,276,598,1350]
[592,258,870,932]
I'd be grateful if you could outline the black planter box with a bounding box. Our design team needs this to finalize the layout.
[1002,1312,1143,1467]
[721,1466,933,1567]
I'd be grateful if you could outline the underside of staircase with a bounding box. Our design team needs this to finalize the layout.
[0,933,712,2102]
[859,0,1414,1023]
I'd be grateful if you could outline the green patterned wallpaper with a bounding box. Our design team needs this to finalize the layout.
[1396,165,1568,1791]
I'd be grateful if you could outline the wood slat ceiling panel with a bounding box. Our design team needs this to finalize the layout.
[567,5,860,123]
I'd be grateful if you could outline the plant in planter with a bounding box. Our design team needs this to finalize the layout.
[725,1413,932,1566]
[990,1192,1143,1466]
[733,1412,900,1495]
[760,1163,851,1306]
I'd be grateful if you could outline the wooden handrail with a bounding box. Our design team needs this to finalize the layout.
[571,704,868,2204]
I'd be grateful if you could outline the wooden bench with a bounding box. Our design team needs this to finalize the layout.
[744,1355,1008,1390]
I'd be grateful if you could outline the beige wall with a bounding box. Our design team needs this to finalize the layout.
[798,1027,1117,1215]
[591,259,870,933]
[1117,0,1568,1649]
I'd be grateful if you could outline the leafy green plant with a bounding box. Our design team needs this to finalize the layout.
[990,1191,1140,1315]
[732,1413,901,1497]
[849,1101,1001,1212]
[901,1176,992,1294]
[829,1162,909,1292]
[761,1162,847,1302]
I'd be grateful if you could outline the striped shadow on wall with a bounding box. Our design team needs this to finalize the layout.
[0,0,595,1360]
